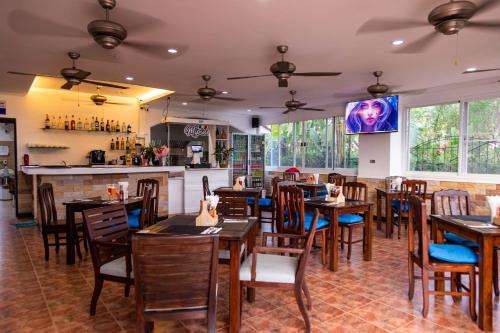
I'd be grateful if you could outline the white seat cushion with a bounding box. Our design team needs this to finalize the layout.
[219,243,246,260]
[100,256,133,278]
[240,253,298,284]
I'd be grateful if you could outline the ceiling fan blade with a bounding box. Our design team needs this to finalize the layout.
[357,18,428,34]
[174,93,198,97]
[391,88,426,96]
[475,0,500,16]
[292,72,342,76]
[61,82,74,90]
[7,9,87,38]
[227,74,273,80]
[282,110,291,114]
[81,80,129,89]
[467,20,500,29]
[73,70,91,81]
[124,40,184,59]
[392,31,440,54]
[259,106,286,109]
[463,67,500,74]
[105,101,131,106]
[7,71,61,78]
[298,107,325,111]
[212,96,245,102]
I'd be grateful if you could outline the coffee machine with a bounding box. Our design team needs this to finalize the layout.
[89,150,105,165]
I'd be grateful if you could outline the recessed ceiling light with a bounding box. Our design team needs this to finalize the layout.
[247,109,252,112]
[392,40,404,46]
[167,48,178,54]
[465,67,477,72]
[125,76,134,81]
[221,91,229,94]
[182,102,188,106]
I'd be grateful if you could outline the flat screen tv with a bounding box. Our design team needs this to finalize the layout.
[345,95,398,134]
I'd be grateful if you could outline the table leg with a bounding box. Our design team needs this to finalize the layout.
[376,191,381,231]
[229,240,242,333]
[246,223,256,303]
[385,194,392,238]
[312,187,317,198]
[65,206,76,265]
[478,237,494,331]
[328,209,339,271]
[32,175,38,222]
[363,205,373,261]
[433,221,445,292]
[253,194,259,220]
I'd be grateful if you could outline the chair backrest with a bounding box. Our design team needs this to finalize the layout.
[202,175,211,200]
[138,187,154,229]
[132,233,219,320]
[283,171,297,181]
[399,179,427,203]
[38,183,58,227]
[279,186,305,235]
[217,193,248,217]
[408,195,430,266]
[83,205,130,269]
[270,176,281,204]
[431,189,471,216]
[137,178,160,217]
[343,181,368,201]
[295,209,319,284]
[327,173,346,186]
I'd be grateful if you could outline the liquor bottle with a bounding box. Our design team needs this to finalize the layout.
[94,117,99,131]
[44,114,50,129]
[120,137,125,150]
[51,116,56,129]
[84,118,89,130]
[64,115,69,130]
[77,118,82,130]
[57,116,63,129]
[127,123,132,133]
[70,115,76,130]
[110,120,115,132]
[105,120,110,132]
[121,122,126,133]
[116,120,120,132]
[100,118,104,131]
[125,137,130,150]
[110,139,115,150]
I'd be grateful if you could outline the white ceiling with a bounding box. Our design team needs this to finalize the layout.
[1,0,500,116]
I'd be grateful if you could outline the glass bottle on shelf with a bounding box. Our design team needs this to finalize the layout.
[57,116,63,129]
[121,122,126,133]
[70,115,75,130]
[116,120,120,132]
[51,116,56,129]
[77,118,82,130]
[94,116,99,131]
[127,123,131,133]
[44,114,50,129]
[110,139,115,150]
[110,120,115,132]
[64,115,69,130]
[84,118,90,130]
[100,118,104,131]
[120,137,125,150]
[116,137,119,149]
[105,120,110,132]
[125,137,130,150]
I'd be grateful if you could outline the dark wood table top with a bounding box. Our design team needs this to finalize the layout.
[143,214,257,241]
[296,182,326,188]
[213,187,262,195]
[305,197,371,209]
[63,196,143,207]
[431,215,500,236]
[375,187,433,196]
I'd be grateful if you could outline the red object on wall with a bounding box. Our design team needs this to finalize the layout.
[284,167,300,173]
[23,154,29,166]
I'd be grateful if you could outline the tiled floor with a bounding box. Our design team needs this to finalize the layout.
[1,202,499,332]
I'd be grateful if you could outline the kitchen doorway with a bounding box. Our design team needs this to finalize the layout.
[0,118,17,220]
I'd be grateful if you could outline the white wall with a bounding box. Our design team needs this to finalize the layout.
[0,123,15,141]
[0,88,139,166]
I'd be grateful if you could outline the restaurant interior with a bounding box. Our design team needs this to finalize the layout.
[0,0,499,332]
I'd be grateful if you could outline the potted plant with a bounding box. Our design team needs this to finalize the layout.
[141,141,158,166]
[213,144,233,168]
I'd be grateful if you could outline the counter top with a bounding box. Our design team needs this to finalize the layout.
[184,168,231,172]
[21,165,186,175]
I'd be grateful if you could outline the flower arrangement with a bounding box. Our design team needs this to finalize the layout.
[153,145,169,158]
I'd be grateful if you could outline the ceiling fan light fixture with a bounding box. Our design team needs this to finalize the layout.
[87,19,127,49]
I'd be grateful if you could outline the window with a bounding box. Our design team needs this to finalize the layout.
[408,103,460,172]
[304,119,327,168]
[294,122,303,167]
[467,98,500,174]
[264,125,279,167]
[333,117,359,169]
[279,123,294,166]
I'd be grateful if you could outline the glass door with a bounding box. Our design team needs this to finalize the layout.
[249,135,264,187]
[231,134,248,181]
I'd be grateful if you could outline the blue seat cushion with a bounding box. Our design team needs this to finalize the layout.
[392,199,408,213]
[247,196,255,206]
[428,244,478,264]
[338,214,364,224]
[317,189,328,197]
[284,211,329,231]
[444,232,478,248]
[128,208,141,217]
[248,197,272,207]
[128,214,140,228]
[303,190,311,198]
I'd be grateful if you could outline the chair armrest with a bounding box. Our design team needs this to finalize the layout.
[262,232,306,246]
[250,246,304,281]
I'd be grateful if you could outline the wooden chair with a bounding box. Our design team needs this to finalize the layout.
[392,179,427,239]
[202,175,211,200]
[218,192,248,217]
[432,189,499,296]
[132,233,219,333]
[327,173,346,186]
[240,209,320,333]
[251,176,281,233]
[136,178,160,220]
[83,205,133,316]
[283,171,297,181]
[38,183,86,261]
[338,182,368,260]
[407,195,477,320]
[278,186,330,266]
[128,187,153,230]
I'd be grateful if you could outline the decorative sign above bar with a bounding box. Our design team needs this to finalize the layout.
[184,124,209,138]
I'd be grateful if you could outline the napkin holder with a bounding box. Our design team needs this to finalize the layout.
[195,200,219,226]
[306,175,315,184]
[326,185,345,203]
[233,177,245,191]
[486,196,500,226]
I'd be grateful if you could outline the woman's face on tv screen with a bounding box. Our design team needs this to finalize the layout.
[357,100,383,126]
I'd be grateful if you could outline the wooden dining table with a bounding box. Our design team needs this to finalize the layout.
[305,197,373,271]
[295,182,327,197]
[213,186,262,217]
[63,196,143,265]
[431,215,499,332]
[142,214,258,333]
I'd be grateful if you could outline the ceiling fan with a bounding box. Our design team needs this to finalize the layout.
[90,86,131,105]
[7,0,177,59]
[334,71,426,99]
[259,90,325,114]
[176,75,245,102]
[357,0,500,53]
[7,52,128,90]
[227,45,342,87]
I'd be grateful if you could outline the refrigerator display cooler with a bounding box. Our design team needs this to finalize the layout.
[231,134,264,188]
